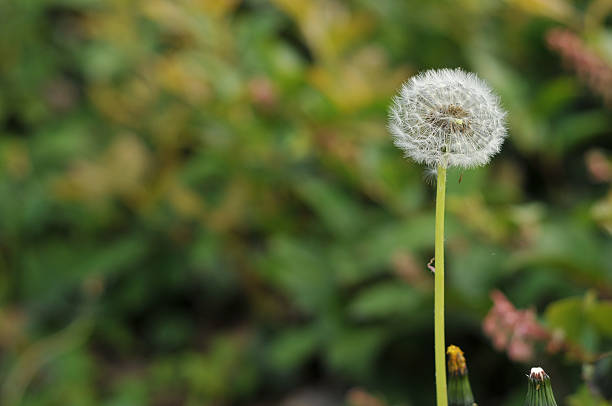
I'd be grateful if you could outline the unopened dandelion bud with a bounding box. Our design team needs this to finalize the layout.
[388,68,507,169]
[525,367,558,406]
[447,345,476,406]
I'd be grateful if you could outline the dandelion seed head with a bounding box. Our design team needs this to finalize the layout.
[388,68,507,169]
[529,367,548,381]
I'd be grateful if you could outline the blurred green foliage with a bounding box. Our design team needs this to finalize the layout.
[1,0,612,405]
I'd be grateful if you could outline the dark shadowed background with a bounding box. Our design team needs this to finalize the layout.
[1,0,612,405]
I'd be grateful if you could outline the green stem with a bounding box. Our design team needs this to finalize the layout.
[435,164,448,406]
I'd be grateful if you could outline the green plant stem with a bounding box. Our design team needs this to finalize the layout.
[435,164,448,406]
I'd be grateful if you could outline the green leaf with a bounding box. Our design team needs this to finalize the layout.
[295,179,363,236]
[567,385,611,406]
[545,297,586,344]
[545,294,605,353]
[552,110,611,152]
[349,282,421,319]
[587,302,612,338]
[326,328,386,378]
[267,327,319,372]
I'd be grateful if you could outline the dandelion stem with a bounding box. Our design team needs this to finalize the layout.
[435,164,448,406]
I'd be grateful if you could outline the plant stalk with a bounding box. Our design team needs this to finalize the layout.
[435,164,448,406]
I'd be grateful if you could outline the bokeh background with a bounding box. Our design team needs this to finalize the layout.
[1,0,612,405]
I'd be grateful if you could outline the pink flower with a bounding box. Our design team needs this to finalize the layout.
[546,28,612,106]
[482,290,552,362]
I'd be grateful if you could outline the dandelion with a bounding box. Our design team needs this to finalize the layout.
[388,68,507,406]
[388,68,507,169]
[524,367,558,406]
[447,345,476,406]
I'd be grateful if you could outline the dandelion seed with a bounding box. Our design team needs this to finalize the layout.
[388,68,507,169]
[423,166,438,185]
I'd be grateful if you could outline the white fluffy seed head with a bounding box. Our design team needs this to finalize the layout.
[388,68,507,169]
